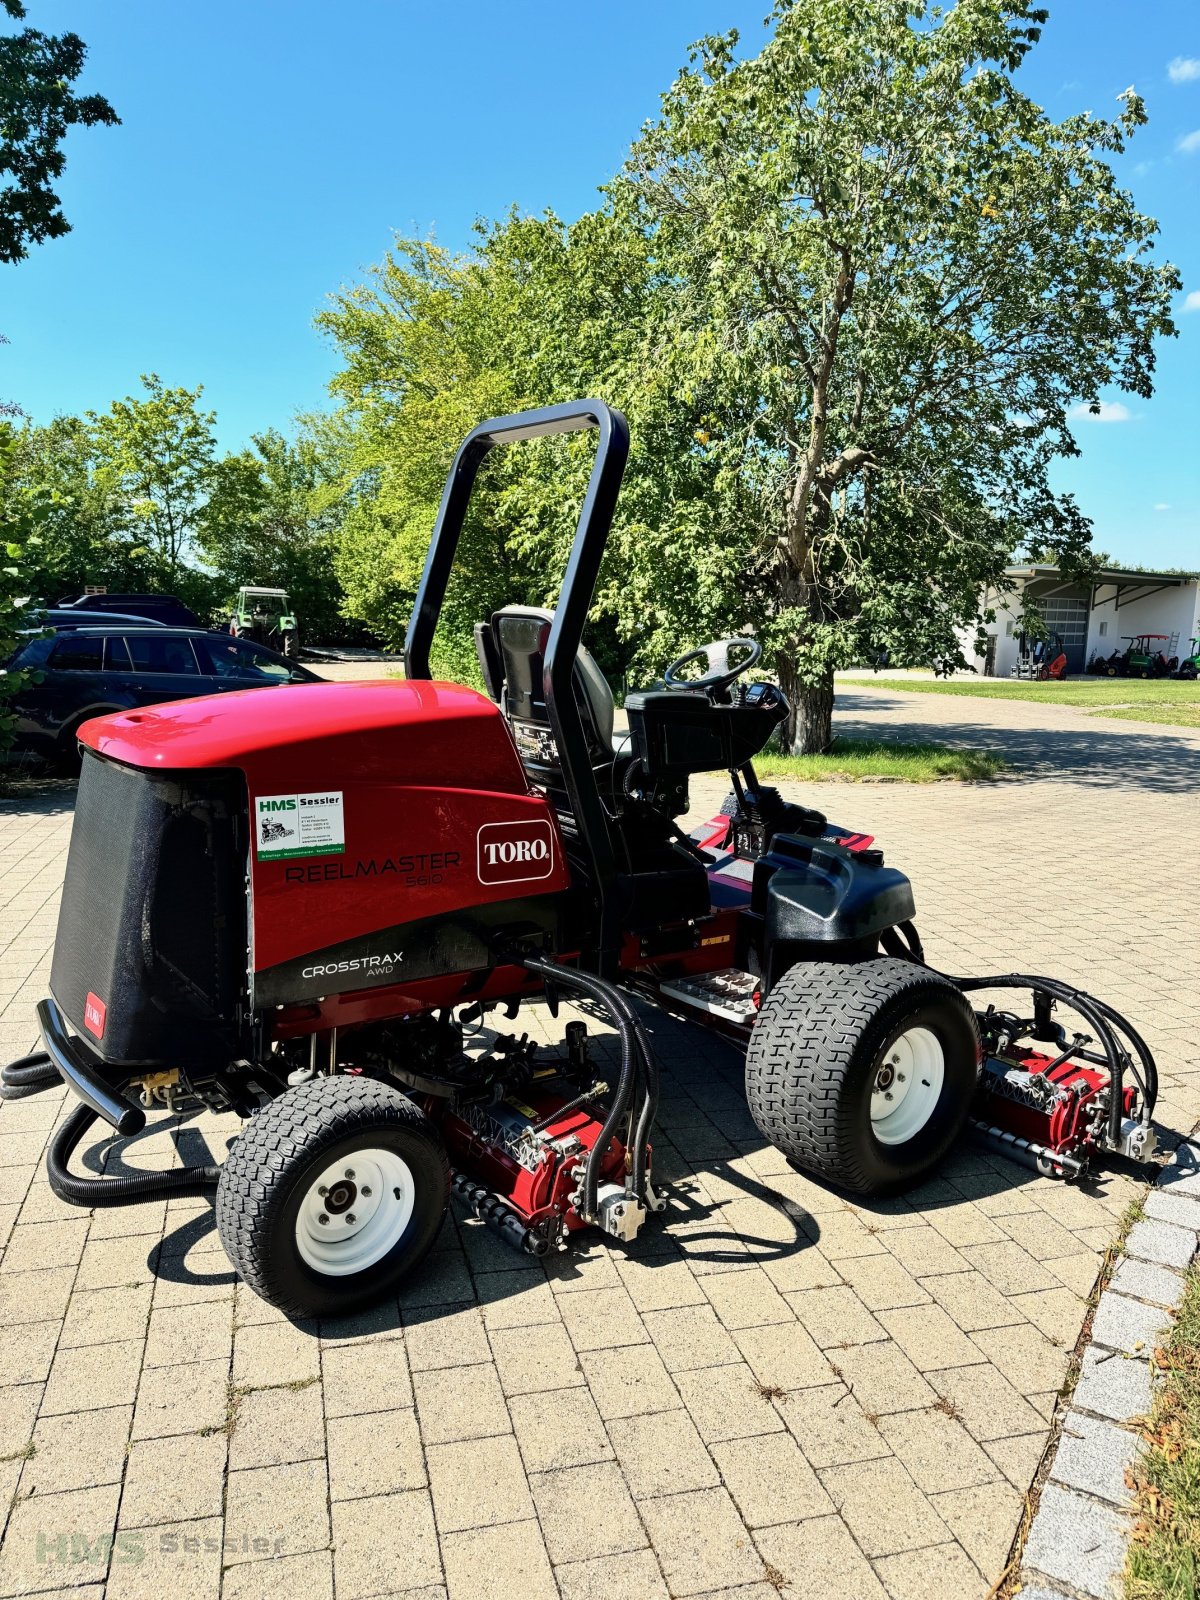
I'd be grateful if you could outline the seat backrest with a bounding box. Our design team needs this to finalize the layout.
[484,607,617,779]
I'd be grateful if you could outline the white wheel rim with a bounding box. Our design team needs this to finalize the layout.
[294,1148,415,1277]
[870,1026,945,1146]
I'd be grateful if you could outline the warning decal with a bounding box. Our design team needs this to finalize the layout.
[255,791,345,860]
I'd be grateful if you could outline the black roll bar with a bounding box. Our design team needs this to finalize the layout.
[404,400,631,975]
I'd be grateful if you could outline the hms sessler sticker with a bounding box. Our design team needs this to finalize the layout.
[255,791,345,860]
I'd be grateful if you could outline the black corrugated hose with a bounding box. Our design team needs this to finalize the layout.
[1,1050,61,1100]
[2,1049,223,1204]
[47,1101,222,1206]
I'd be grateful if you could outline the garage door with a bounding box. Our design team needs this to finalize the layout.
[1039,596,1089,672]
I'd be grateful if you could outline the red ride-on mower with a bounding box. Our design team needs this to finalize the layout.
[4,402,1160,1317]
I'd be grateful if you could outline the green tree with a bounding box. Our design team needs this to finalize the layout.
[317,222,732,684]
[199,426,347,641]
[0,421,51,752]
[610,0,1178,749]
[322,3,1176,746]
[0,0,118,263]
[317,239,530,677]
[89,374,217,582]
[8,414,129,597]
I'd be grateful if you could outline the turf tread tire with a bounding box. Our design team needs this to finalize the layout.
[216,1075,449,1318]
[745,958,979,1195]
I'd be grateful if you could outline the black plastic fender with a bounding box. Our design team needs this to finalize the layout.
[753,836,916,988]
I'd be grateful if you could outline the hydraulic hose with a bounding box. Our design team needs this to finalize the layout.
[519,955,637,1221]
[583,982,658,1204]
[1,1050,61,1100]
[621,998,659,1203]
[939,970,1158,1144]
[517,953,657,1221]
[1090,996,1158,1115]
[47,1102,222,1208]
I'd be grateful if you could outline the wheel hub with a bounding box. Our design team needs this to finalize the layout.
[295,1149,415,1277]
[871,1026,945,1146]
[323,1178,357,1215]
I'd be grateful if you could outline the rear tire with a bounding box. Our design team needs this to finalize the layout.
[216,1076,449,1317]
[745,958,980,1195]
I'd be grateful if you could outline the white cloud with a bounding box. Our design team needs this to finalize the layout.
[1154,502,1171,512]
[1169,57,1200,83]
[1068,401,1133,424]
[1178,128,1200,153]
[1183,290,1200,312]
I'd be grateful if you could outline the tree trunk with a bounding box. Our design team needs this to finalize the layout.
[777,654,835,754]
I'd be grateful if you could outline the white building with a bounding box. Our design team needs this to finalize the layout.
[965,564,1200,678]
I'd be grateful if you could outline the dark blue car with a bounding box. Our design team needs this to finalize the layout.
[24,607,169,632]
[7,626,320,768]
[56,592,202,628]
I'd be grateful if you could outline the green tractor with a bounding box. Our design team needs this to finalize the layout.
[1173,636,1200,680]
[230,586,300,659]
[1126,633,1177,678]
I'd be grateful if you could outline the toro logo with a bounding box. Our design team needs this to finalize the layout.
[83,992,106,1040]
[477,818,556,886]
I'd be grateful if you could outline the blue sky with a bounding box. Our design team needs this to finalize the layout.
[4,0,1198,568]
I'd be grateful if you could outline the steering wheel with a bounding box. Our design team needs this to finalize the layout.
[663,636,762,694]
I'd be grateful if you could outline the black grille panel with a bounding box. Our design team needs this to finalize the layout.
[50,752,246,1066]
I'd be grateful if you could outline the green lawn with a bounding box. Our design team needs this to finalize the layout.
[1099,703,1200,730]
[1125,1262,1200,1600]
[752,737,1006,784]
[841,675,1200,728]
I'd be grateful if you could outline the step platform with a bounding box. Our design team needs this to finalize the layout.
[657,969,761,1026]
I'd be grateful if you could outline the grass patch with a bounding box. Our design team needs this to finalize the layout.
[1125,1262,1200,1600]
[842,674,1200,706]
[841,675,1200,730]
[1095,703,1200,730]
[751,736,1006,784]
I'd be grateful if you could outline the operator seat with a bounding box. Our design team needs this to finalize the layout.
[476,607,631,785]
[476,606,710,929]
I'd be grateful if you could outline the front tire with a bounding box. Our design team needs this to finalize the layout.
[745,958,980,1195]
[216,1076,449,1317]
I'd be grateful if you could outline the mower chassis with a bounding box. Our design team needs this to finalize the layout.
[11,399,1163,1319]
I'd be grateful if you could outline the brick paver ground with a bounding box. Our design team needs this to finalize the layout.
[1,682,1197,1600]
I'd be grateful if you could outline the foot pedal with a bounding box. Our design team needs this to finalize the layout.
[658,969,761,1026]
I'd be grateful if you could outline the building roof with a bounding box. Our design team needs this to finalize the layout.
[1005,563,1199,587]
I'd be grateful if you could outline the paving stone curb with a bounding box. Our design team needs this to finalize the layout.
[1017,1139,1200,1600]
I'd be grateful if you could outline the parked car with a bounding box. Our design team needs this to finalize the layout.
[6,627,320,769]
[23,607,168,632]
[57,593,203,628]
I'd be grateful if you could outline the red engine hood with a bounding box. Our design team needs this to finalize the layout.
[79,678,570,991]
[79,678,529,795]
